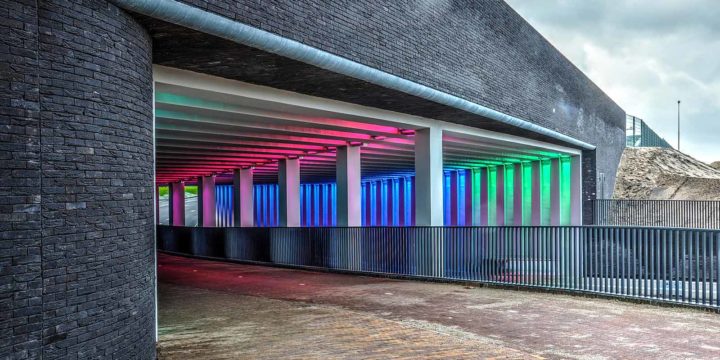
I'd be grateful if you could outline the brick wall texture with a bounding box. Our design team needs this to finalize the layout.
[1,0,156,359]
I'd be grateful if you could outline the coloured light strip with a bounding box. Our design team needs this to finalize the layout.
[200,158,575,227]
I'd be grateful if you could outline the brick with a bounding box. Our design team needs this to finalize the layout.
[1,0,155,358]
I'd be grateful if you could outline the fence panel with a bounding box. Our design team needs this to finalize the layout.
[594,199,720,229]
[157,225,720,309]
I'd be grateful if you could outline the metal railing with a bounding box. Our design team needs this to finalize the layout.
[157,225,720,309]
[626,115,672,148]
[594,199,720,229]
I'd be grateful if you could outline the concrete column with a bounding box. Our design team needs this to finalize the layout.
[531,161,542,226]
[169,181,185,226]
[449,171,458,226]
[464,170,473,226]
[197,175,216,227]
[550,158,561,226]
[388,179,396,226]
[398,178,406,226]
[155,185,160,224]
[570,155,583,225]
[414,126,444,226]
[278,158,300,227]
[336,145,361,226]
[233,168,254,227]
[479,168,488,226]
[496,166,505,226]
[513,163,524,226]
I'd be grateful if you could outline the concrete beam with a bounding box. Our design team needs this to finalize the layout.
[513,163,524,226]
[415,127,443,226]
[278,158,300,227]
[479,168,488,226]
[550,158,561,226]
[197,175,216,227]
[531,161,542,226]
[233,168,254,227]
[170,181,185,226]
[336,145,361,226]
[571,155,583,225]
[496,166,505,226]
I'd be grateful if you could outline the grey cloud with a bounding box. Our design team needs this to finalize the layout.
[506,0,720,163]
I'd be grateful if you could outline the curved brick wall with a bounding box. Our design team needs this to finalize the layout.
[1,1,155,358]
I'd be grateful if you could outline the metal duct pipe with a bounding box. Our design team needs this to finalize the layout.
[112,0,595,150]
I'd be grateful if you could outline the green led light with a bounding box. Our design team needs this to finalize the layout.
[560,157,573,225]
[540,160,552,225]
[487,167,497,225]
[522,163,533,225]
[504,165,514,225]
[472,169,482,225]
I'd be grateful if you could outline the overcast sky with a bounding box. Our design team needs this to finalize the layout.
[505,0,720,163]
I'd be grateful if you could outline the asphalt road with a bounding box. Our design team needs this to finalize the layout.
[158,195,198,227]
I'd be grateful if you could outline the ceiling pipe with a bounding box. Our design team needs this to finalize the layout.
[111,0,595,150]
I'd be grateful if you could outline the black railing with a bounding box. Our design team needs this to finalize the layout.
[626,115,672,148]
[157,225,720,309]
[594,199,720,229]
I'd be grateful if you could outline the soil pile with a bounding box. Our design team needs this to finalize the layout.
[613,147,720,200]
[711,161,720,171]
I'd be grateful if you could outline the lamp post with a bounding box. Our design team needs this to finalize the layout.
[677,100,681,151]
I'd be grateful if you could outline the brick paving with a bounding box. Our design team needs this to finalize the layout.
[158,254,720,359]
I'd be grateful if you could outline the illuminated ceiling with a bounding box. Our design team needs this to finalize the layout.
[154,66,579,184]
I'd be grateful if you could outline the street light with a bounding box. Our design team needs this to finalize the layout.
[677,100,681,151]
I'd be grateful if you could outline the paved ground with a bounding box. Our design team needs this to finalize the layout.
[157,253,720,359]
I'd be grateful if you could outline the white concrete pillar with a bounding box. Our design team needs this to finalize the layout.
[531,161,542,226]
[233,168,254,227]
[170,181,185,226]
[496,166,505,226]
[336,145,361,226]
[550,158,561,226]
[479,168,489,226]
[513,163,524,226]
[279,158,300,227]
[414,126,444,226]
[570,155,583,225]
[198,175,216,227]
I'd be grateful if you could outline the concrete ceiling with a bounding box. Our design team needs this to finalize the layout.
[154,67,578,185]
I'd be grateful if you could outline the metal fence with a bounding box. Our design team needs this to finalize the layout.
[157,225,720,309]
[594,199,720,229]
[626,115,672,148]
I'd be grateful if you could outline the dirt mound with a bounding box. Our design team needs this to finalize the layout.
[613,147,720,200]
[711,161,720,171]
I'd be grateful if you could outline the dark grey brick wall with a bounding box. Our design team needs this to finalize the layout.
[2,0,156,358]
[169,0,625,195]
[1,0,43,358]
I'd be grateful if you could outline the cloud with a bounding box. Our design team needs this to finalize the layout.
[505,0,720,163]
